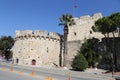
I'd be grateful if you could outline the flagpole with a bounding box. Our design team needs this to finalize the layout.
[73,5,77,17]
[73,6,75,17]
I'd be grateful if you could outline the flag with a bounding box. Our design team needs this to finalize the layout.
[74,5,78,8]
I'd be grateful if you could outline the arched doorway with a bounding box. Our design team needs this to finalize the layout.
[31,59,36,65]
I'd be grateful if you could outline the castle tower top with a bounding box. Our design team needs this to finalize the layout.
[73,13,102,25]
[15,30,61,40]
[68,13,103,41]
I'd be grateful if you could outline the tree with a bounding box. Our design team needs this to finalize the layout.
[80,38,101,67]
[71,53,88,71]
[110,12,120,37]
[109,12,120,70]
[92,12,120,70]
[92,16,115,38]
[59,14,75,66]
[0,36,14,60]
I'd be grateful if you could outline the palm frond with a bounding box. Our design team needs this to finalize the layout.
[59,13,76,27]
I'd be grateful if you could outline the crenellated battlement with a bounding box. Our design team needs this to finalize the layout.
[15,30,61,41]
[73,13,102,25]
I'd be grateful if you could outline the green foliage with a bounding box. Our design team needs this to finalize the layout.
[72,53,88,71]
[0,36,14,50]
[110,12,120,27]
[92,16,115,34]
[59,14,75,26]
[92,12,120,70]
[0,36,14,59]
[80,38,101,67]
[92,12,120,36]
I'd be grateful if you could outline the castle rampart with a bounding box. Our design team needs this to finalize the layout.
[73,13,102,26]
[15,30,61,41]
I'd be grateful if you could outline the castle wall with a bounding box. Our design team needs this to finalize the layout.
[12,13,105,67]
[13,30,61,67]
[67,40,81,66]
[68,13,104,42]
[66,13,104,66]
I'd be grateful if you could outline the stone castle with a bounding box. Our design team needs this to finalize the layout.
[12,13,104,67]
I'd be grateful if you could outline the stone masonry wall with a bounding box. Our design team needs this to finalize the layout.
[13,30,61,67]
[66,13,104,66]
[68,13,104,42]
[13,13,104,67]
[67,40,81,66]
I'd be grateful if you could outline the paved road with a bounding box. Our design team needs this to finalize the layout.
[0,69,43,80]
[0,62,114,80]
[0,65,82,80]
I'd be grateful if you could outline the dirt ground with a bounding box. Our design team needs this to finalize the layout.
[113,72,120,75]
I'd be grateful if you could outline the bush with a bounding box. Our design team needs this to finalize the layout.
[71,53,88,71]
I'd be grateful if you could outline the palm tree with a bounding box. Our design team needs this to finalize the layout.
[59,14,75,66]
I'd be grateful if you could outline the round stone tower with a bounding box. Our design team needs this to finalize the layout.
[12,30,61,67]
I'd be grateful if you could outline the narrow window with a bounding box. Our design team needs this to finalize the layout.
[47,47,48,53]
[16,58,19,63]
[90,30,92,34]
[74,32,76,36]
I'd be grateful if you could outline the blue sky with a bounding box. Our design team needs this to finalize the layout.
[0,0,120,37]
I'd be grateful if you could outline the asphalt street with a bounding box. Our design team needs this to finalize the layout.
[0,62,115,80]
[0,69,43,80]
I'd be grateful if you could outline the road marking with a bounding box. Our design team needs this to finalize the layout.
[45,76,54,80]
[1,67,6,70]
[18,70,24,74]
